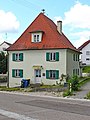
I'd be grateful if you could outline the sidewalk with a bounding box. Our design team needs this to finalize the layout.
[70,81,90,99]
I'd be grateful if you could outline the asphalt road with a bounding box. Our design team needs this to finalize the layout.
[0,92,90,120]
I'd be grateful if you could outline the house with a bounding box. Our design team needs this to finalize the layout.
[0,41,11,55]
[78,40,90,66]
[7,13,80,88]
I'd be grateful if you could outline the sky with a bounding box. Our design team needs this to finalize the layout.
[0,0,90,48]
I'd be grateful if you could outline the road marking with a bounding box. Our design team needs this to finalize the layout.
[0,109,38,120]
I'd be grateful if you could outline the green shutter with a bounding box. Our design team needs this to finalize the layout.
[12,69,15,77]
[46,53,50,61]
[55,70,59,79]
[46,70,49,79]
[12,53,15,61]
[19,53,23,61]
[56,52,59,61]
[20,70,23,77]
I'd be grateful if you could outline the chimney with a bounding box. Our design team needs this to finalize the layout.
[57,21,62,34]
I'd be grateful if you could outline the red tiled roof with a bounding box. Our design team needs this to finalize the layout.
[7,13,78,52]
[78,40,90,50]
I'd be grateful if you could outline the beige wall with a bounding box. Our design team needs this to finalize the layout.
[8,49,80,87]
[66,49,80,76]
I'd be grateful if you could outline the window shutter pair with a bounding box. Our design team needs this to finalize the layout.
[46,52,59,61]
[12,69,23,77]
[46,70,59,79]
[12,53,23,61]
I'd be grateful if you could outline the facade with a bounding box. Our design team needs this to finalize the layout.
[78,40,90,66]
[0,41,11,54]
[7,13,80,87]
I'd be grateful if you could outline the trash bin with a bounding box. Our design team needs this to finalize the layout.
[21,79,30,88]
[64,82,68,87]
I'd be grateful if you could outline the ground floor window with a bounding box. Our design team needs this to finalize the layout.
[12,69,23,78]
[73,69,79,76]
[46,70,59,79]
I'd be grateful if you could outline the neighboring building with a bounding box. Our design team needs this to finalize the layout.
[7,13,80,87]
[0,41,11,54]
[78,40,90,66]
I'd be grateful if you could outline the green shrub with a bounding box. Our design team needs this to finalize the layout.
[82,66,90,73]
[63,90,72,97]
[85,92,90,99]
[68,76,79,91]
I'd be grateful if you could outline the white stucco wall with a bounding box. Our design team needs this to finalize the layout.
[0,42,10,54]
[80,43,90,65]
[8,49,80,87]
[66,49,80,76]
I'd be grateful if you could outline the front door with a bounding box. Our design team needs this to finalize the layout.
[34,69,41,83]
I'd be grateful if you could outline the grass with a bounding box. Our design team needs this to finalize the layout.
[0,86,24,91]
[82,66,90,73]
[79,77,90,87]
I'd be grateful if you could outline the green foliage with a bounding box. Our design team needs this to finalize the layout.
[0,52,7,74]
[63,90,72,97]
[85,92,90,99]
[69,76,79,91]
[82,66,90,73]
[79,77,90,87]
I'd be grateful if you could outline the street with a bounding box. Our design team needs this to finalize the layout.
[0,92,90,120]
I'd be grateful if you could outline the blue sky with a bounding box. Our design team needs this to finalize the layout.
[0,0,90,48]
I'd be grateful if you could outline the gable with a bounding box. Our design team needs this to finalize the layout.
[7,13,78,52]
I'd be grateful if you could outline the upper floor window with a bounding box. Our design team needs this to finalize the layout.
[12,53,23,61]
[86,51,90,55]
[73,54,79,61]
[46,52,59,61]
[33,34,40,42]
[86,58,90,61]
[31,31,44,43]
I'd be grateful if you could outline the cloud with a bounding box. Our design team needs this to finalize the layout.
[54,1,90,48]
[70,30,90,48]
[63,2,90,29]
[0,10,20,33]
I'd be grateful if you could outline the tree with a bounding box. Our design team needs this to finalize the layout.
[0,52,7,74]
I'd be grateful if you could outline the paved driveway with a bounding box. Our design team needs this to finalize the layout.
[71,81,90,99]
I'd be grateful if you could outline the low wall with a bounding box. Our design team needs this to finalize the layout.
[82,73,90,77]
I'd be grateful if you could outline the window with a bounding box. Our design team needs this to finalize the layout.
[12,53,23,61]
[73,54,79,61]
[46,70,59,79]
[73,69,79,76]
[86,58,90,61]
[32,33,42,43]
[33,34,40,42]
[86,51,90,55]
[12,69,23,78]
[46,52,59,61]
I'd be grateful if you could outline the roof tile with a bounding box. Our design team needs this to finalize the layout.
[7,13,78,52]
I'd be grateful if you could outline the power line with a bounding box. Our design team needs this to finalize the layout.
[10,0,42,12]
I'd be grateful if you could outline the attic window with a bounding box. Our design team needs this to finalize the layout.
[31,30,44,43]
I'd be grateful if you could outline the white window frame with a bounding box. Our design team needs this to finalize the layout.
[49,70,56,79]
[49,53,56,61]
[32,33,42,43]
[86,51,90,55]
[14,70,21,77]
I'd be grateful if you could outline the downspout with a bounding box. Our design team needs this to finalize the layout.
[7,51,9,88]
